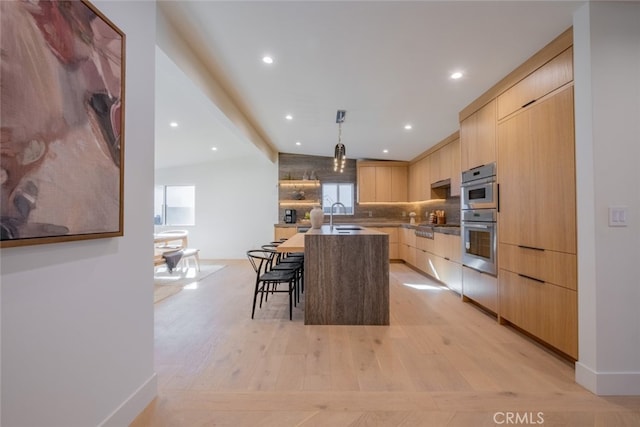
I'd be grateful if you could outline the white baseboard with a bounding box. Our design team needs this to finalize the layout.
[98,373,157,427]
[576,362,640,395]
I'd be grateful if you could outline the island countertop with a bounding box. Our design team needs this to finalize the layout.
[276,225,387,253]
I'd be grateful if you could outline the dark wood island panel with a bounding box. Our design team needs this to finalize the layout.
[304,229,389,325]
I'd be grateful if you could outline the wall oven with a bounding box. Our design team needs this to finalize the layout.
[461,162,497,276]
[461,209,497,276]
[461,162,497,210]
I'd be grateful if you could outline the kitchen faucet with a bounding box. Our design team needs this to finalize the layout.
[329,202,346,230]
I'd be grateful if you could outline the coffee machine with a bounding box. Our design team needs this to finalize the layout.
[283,209,297,224]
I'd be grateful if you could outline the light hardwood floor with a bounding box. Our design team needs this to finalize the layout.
[131,261,640,426]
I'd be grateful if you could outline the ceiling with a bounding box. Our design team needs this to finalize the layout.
[155,1,582,169]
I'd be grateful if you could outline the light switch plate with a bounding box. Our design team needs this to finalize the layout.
[608,206,628,227]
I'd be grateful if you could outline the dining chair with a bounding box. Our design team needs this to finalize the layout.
[247,250,298,320]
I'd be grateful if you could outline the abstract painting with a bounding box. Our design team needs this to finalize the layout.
[0,0,125,248]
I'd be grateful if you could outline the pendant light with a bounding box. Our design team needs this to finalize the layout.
[334,110,346,173]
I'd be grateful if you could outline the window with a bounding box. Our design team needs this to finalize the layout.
[154,185,195,226]
[322,183,354,215]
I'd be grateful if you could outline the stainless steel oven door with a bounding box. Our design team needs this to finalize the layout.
[461,220,497,276]
[461,178,497,210]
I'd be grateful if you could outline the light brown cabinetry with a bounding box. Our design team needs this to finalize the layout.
[496,69,577,359]
[409,135,460,202]
[462,266,498,313]
[429,139,461,199]
[370,227,399,260]
[408,157,430,202]
[499,244,577,291]
[449,138,461,197]
[498,86,576,253]
[357,161,408,203]
[499,270,577,358]
[497,47,573,120]
[408,231,462,294]
[398,227,415,265]
[274,226,298,241]
[357,166,376,202]
[460,99,496,171]
[430,233,463,294]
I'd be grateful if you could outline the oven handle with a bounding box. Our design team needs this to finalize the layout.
[462,223,493,229]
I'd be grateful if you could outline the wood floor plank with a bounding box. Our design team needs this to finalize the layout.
[130,261,640,427]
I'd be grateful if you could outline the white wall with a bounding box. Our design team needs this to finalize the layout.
[0,2,157,426]
[155,154,278,259]
[574,1,640,395]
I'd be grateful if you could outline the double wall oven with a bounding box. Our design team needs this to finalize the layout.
[461,162,497,276]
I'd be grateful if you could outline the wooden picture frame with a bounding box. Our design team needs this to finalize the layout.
[0,0,126,248]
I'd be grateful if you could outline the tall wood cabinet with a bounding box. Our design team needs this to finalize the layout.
[496,51,577,359]
[498,86,576,253]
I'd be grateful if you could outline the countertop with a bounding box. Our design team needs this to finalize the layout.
[276,225,387,253]
[275,221,460,235]
[306,224,388,236]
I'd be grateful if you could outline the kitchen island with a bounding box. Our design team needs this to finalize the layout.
[279,225,389,325]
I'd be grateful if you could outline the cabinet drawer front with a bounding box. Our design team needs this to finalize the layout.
[497,47,573,120]
[462,266,498,313]
[274,226,298,240]
[439,257,462,294]
[403,229,416,247]
[415,249,429,273]
[415,235,433,252]
[499,243,576,290]
[499,270,577,359]
[389,243,399,260]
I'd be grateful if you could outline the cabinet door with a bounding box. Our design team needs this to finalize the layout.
[375,166,392,201]
[497,48,573,120]
[370,227,399,260]
[399,243,409,263]
[408,162,420,202]
[499,269,578,359]
[440,258,462,294]
[461,99,496,171]
[415,249,428,273]
[274,227,297,241]
[390,166,408,202]
[419,157,431,201]
[358,166,376,202]
[442,233,462,263]
[429,149,442,184]
[411,159,427,202]
[449,138,461,197]
[462,266,498,313]
[498,86,576,253]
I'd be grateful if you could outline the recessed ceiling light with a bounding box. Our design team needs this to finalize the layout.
[450,71,463,79]
[404,124,412,130]
[285,114,293,120]
[211,147,218,151]
[383,149,389,154]
[295,141,301,146]
[262,56,274,64]
[169,122,178,128]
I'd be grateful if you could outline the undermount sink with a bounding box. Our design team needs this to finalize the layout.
[334,225,363,231]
